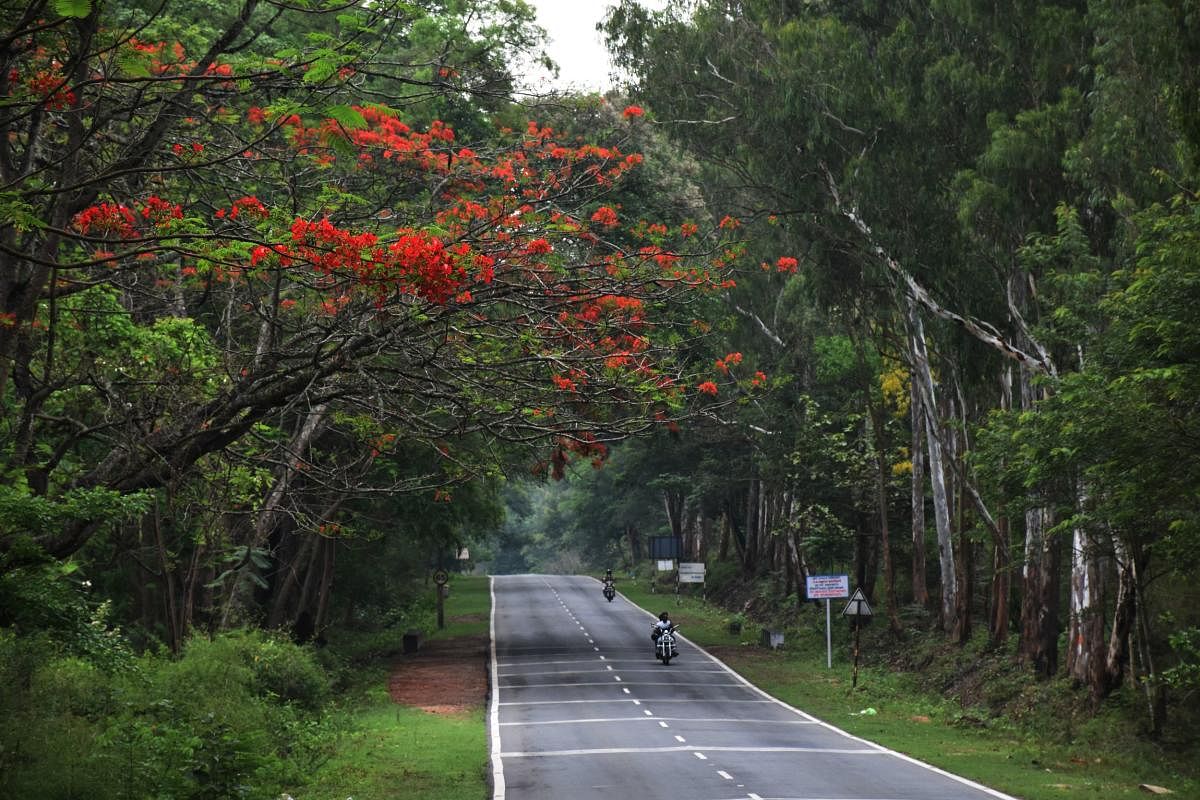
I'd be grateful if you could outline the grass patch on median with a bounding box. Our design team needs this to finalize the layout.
[614,576,1200,800]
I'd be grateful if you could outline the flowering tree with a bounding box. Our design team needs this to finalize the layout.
[0,0,744,577]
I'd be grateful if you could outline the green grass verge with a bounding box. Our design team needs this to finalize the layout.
[302,574,492,800]
[302,682,486,800]
[435,574,492,640]
[614,577,1199,800]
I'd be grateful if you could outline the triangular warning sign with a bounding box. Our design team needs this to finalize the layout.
[841,587,873,617]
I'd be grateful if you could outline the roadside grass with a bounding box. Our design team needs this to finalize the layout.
[614,577,1200,800]
[301,574,491,800]
[436,575,492,639]
[302,676,485,800]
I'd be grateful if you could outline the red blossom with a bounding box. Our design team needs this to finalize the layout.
[697,381,719,395]
[591,206,619,227]
[230,196,268,219]
[526,238,553,255]
[776,256,799,273]
[140,196,183,225]
[622,105,645,119]
[74,203,136,238]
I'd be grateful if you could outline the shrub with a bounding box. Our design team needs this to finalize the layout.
[0,629,337,800]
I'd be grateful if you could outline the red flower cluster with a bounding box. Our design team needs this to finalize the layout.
[140,196,183,225]
[714,351,743,374]
[74,203,136,238]
[696,381,719,395]
[215,196,268,220]
[24,70,75,110]
[622,105,645,119]
[591,206,619,227]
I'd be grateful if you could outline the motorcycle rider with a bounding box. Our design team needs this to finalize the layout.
[650,611,673,641]
[603,568,614,585]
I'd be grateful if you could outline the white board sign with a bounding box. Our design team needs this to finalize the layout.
[678,562,705,575]
[678,572,705,583]
[656,559,674,571]
[806,574,850,599]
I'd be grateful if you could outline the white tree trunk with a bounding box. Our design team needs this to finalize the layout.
[907,301,956,631]
[1066,504,1101,684]
[910,376,928,607]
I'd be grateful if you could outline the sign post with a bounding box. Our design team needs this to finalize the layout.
[433,569,448,629]
[677,562,706,599]
[841,587,874,688]
[806,575,849,668]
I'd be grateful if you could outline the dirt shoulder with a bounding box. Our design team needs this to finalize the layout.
[387,633,489,714]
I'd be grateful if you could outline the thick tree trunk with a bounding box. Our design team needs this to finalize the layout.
[312,538,336,642]
[1130,553,1167,734]
[990,366,1014,645]
[743,479,760,577]
[1017,358,1061,675]
[1066,505,1105,687]
[1095,535,1137,700]
[1020,505,1062,677]
[626,524,642,562]
[787,527,808,610]
[990,514,1011,645]
[151,498,182,654]
[267,533,318,629]
[910,377,929,608]
[908,303,956,632]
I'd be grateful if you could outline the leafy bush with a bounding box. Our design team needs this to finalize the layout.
[0,629,337,800]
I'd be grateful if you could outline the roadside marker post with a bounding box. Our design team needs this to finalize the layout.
[433,569,448,629]
[841,587,874,688]
[806,575,849,668]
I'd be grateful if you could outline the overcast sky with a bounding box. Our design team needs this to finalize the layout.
[524,0,666,92]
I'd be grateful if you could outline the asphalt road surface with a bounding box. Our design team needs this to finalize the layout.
[489,574,1017,800]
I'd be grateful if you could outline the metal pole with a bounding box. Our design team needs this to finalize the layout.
[437,584,445,629]
[825,598,832,668]
[852,621,861,688]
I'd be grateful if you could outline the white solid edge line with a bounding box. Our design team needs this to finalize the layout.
[596,575,1023,800]
[489,576,505,800]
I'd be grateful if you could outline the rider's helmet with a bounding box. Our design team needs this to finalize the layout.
[659,611,670,622]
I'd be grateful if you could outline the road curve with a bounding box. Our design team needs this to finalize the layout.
[489,574,1017,800]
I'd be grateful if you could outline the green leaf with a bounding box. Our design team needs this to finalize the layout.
[302,57,337,85]
[117,53,152,79]
[54,0,90,18]
[323,104,367,130]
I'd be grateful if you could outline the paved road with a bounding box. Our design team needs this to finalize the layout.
[489,574,1017,800]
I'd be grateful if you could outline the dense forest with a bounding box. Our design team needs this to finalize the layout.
[2,0,1198,796]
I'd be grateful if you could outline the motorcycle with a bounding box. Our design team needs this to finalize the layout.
[652,624,679,665]
[602,582,616,602]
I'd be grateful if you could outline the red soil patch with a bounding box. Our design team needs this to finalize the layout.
[387,634,489,714]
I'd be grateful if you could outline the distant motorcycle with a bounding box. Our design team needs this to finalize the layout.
[602,581,615,602]
[652,624,679,665]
